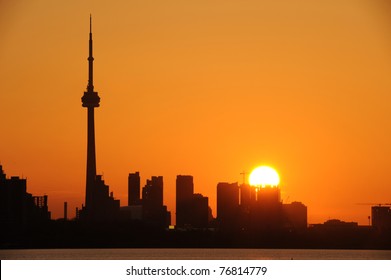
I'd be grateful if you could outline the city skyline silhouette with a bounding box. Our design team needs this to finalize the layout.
[2,161,391,249]
[1,1,391,227]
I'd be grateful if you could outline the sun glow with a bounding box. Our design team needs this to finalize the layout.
[249,166,280,187]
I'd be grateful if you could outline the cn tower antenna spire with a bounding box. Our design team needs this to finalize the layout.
[87,14,94,92]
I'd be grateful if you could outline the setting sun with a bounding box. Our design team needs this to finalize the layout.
[249,166,280,187]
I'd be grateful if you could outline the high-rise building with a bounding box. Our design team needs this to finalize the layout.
[176,175,194,227]
[142,176,163,208]
[257,186,281,206]
[239,183,256,208]
[128,172,141,206]
[0,165,51,225]
[142,176,170,227]
[217,182,239,228]
[92,175,120,220]
[176,175,210,228]
[248,186,282,231]
[191,193,209,228]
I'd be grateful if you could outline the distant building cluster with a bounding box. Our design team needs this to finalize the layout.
[0,165,50,225]
[217,182,307,233]
[120,172,308,233]
[372,205,391,232]
[124,173,171,227]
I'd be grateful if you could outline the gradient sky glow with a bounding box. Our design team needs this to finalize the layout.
[1,0,391,224]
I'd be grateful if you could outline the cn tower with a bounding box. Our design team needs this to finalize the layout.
[81,16,100,215]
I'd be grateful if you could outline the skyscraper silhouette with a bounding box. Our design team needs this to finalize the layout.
[128,172,141,206]
[176,175,210,228]
[217,182,239,229]
[0,165,51,224]
[142,176,171,227]
[81,16,101,217]
[176,175,194,227]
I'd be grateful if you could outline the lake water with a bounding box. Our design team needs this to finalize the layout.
[1,248,390,260]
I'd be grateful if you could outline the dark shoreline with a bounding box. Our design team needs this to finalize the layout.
[1,220,390,250]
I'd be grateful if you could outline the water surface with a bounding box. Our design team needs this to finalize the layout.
[1,248,390,260]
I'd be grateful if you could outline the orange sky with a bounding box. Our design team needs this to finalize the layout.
[1,0,391,225]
